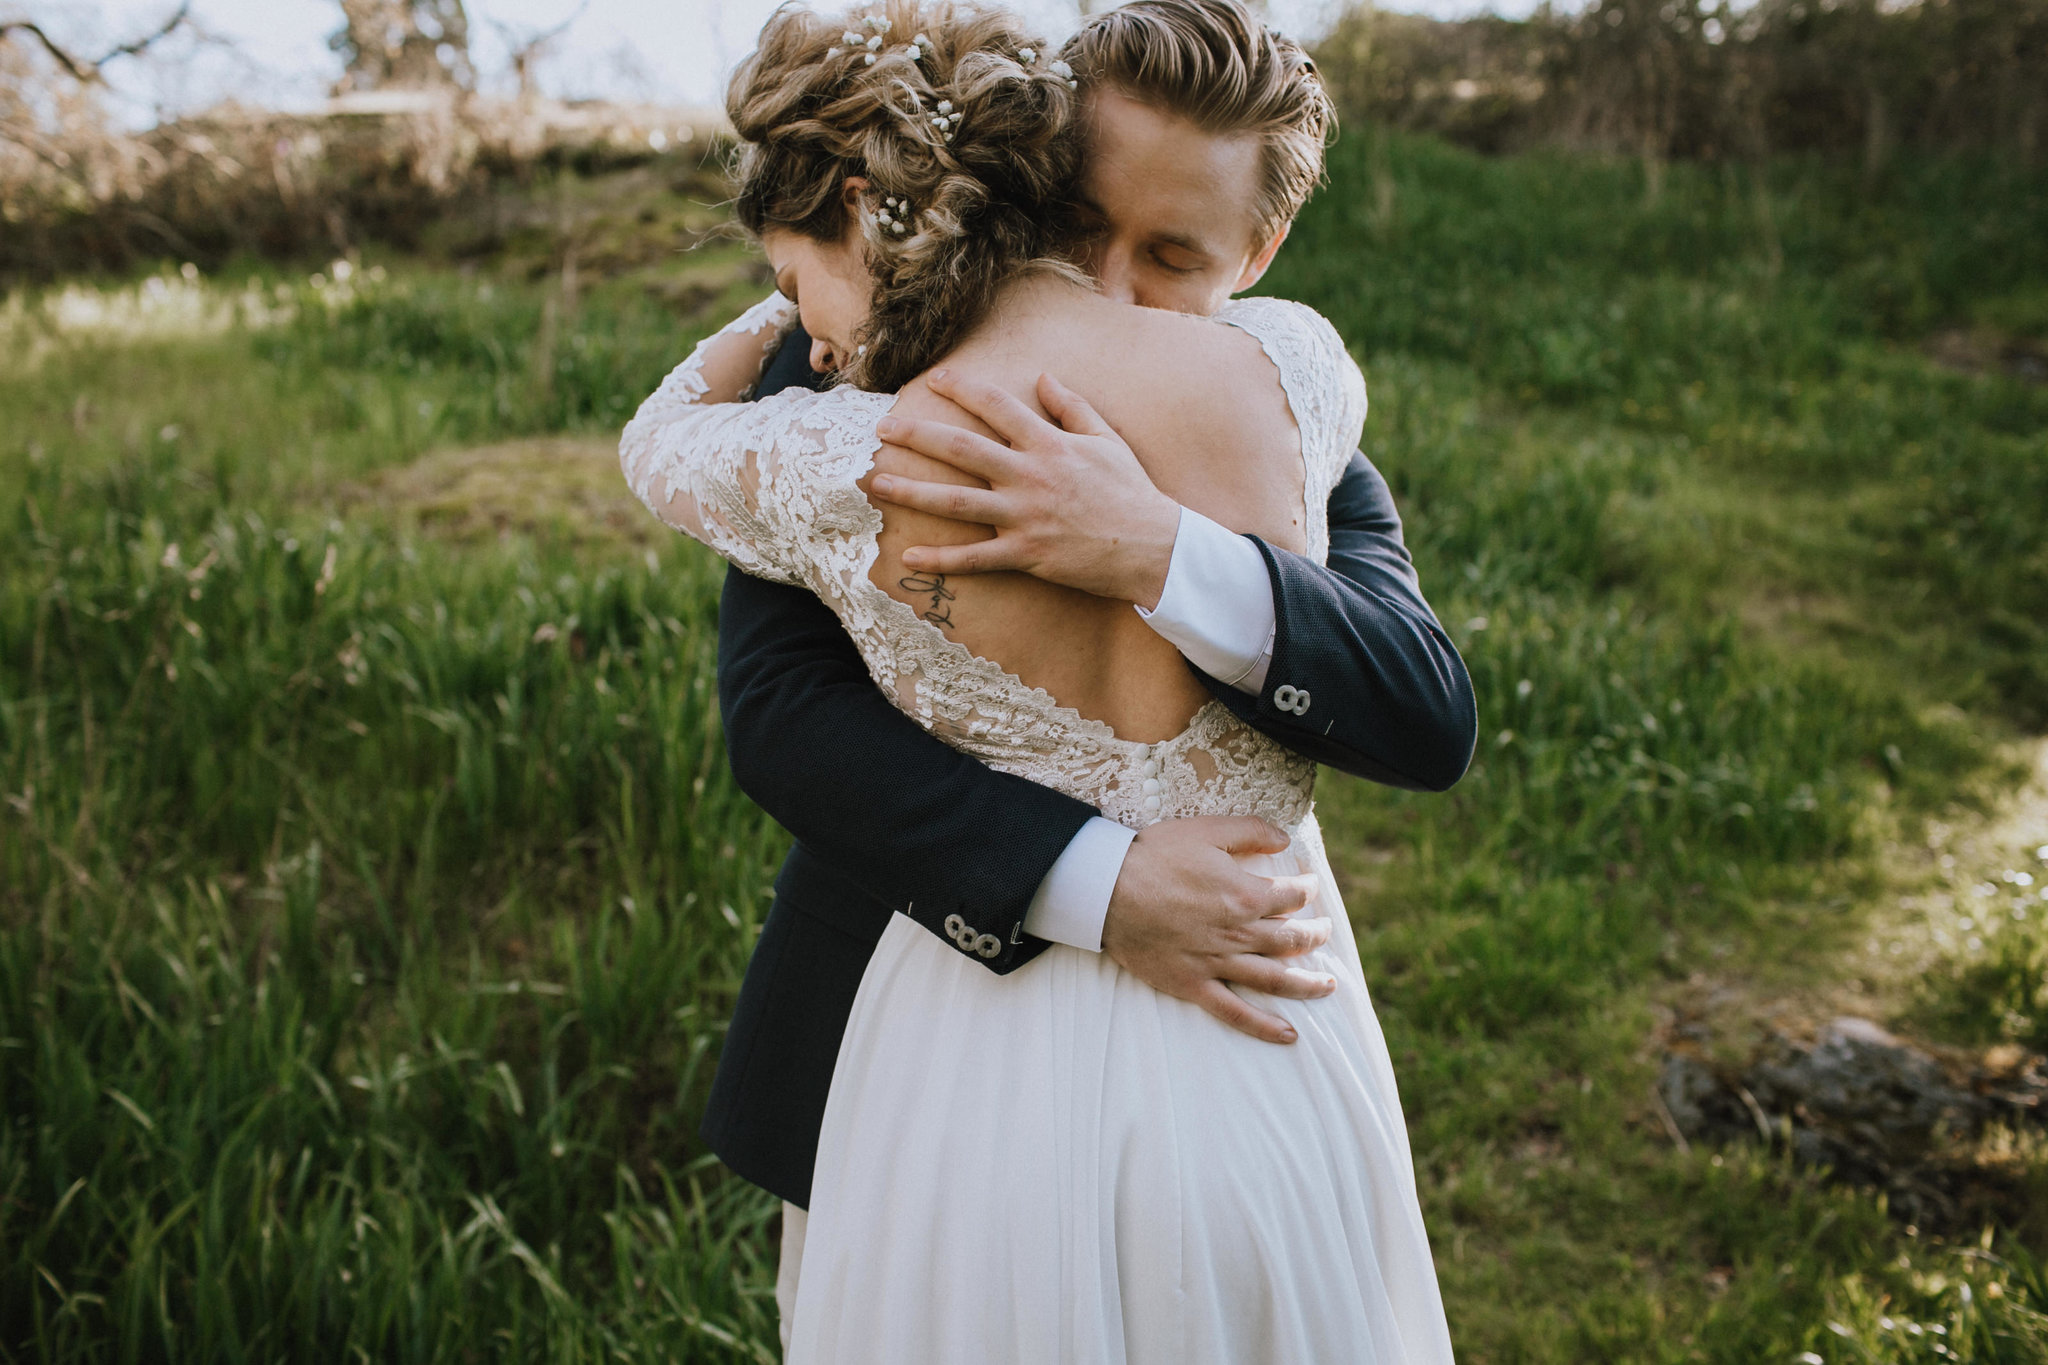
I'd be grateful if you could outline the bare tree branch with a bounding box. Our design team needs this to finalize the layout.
[0,19,98,81]
[488,1,588,97]
[508,0,588,52]
[97,2,194,65]
[0,3,193,85]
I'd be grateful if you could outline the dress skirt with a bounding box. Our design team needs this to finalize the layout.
[785,813,1457,1365]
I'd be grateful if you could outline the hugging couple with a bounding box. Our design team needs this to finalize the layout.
[620,0,1476,1358]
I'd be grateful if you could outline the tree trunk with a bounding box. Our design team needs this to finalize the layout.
[1863,85,1890,185]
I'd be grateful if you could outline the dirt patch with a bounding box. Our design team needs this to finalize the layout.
[339,435,662,545]
[1925,328,2048,385]
[1656,1014,2046,1232]
[1645,739,2048,1234]
[1734,587,1869,658]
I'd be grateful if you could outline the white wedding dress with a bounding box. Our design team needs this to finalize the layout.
[621,292,1455,1365]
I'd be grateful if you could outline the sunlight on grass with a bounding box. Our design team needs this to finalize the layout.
[0,262,390,375]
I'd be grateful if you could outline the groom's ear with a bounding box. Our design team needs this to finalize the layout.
[1231,222,1291,294]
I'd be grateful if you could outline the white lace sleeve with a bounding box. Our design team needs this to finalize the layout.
[619,293,816,584]
[1214,297,1369,562]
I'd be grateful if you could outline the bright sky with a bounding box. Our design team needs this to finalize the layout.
[22,0,1551,125]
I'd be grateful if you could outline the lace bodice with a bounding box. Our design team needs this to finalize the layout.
[621,292,1367,830]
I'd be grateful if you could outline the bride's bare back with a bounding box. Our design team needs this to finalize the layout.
[865,276,1308,743]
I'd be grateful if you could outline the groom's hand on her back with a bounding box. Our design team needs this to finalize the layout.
[870,369,1183,608]
[1101,817,1337,1045]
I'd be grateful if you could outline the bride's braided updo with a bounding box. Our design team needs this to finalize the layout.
[728,0,1086,392]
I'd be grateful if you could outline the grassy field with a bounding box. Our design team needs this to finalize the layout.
[3,132,2046,1362]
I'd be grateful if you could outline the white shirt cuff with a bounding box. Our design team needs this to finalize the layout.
[1021,816,1134,953]
[1135,507,1277,694]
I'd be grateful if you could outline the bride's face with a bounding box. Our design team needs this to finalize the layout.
[763,200,873,375]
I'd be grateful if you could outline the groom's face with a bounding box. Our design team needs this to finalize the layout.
[1078,89,1287,319]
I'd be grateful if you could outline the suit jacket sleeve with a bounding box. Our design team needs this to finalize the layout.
[716,326,1096,974]
[1196,452,1477,792]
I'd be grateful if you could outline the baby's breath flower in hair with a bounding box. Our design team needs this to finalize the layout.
[852,12,886,62]
[1017,46,1035,64]
[875,194,915,235]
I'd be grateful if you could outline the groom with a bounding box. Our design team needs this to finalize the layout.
[700,0,1476,1332]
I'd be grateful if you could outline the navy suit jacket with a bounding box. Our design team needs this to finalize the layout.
[700,325,1475,1207]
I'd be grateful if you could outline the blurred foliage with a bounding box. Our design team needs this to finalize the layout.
[1316,0,2048,172]
[0,33,724,287]
[331,0,477,93]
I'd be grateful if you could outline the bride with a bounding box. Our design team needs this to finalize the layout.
[622,1,1455,1359]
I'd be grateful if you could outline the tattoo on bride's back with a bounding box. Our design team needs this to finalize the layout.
[898,571,957,631]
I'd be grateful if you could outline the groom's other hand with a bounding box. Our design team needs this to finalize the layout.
[1102,816,1335,1044]
[871,369,1181,609]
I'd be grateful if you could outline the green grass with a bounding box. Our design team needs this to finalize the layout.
[3,135,2047,1361]
[1266,134,2048,1361]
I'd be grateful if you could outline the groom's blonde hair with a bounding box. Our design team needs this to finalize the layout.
[1061,0,1334,247]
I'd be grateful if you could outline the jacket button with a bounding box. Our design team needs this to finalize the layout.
[1272,684,1310,716]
